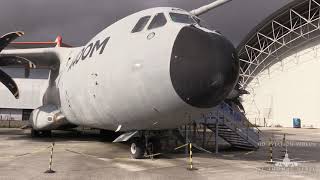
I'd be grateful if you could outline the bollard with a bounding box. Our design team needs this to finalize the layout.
[188,143,193,170]
[281,133,289,156]
[282,133,286,147]
[266,138,274,164]
[45,142,56,173]
[187,143,197,171]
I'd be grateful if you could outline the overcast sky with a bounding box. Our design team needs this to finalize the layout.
[0,0,293,46]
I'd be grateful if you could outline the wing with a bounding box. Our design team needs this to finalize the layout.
[2,48,63,68]
[0,31,69,99]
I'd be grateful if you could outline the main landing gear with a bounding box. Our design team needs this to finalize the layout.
[31,129,52,137]
[130,138,144,159]
[129,132,162,159]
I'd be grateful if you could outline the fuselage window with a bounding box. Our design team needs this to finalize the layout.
[148,13,167,30]
[131,16,151,33]
[169,13,196,25]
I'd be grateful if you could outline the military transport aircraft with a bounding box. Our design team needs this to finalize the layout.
[0,0,240,158]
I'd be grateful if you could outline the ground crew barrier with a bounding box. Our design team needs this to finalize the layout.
[145,142,205,170]
[144,143,189,159]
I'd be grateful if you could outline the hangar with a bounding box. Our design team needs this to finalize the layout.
[238,0,320,128]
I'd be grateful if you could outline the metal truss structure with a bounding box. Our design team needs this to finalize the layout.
[237,0,320,89]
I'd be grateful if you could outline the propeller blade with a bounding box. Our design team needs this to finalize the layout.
[0,68,19,99]
[0,31,24,52]
[0,56,36,78]
[0,55,35,66]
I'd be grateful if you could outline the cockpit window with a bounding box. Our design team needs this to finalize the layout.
[132,16,151,33]
[148,13,167,30]
[169,13,196,24]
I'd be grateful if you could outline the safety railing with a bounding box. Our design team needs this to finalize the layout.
[216,102,261,143]
[192,101,261,148]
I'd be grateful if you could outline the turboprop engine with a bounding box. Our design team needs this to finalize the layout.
[29,105,70,130]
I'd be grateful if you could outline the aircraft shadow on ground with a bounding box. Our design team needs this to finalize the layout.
[3,128,320,164]
[4,129,117,143]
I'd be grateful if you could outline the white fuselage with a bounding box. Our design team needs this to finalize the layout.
[54,8,237,132]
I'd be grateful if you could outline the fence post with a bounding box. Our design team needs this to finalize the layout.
[187,143,197,171]
[266,137,274,164]
[202,115,207,148]
[215,120,219,154]
[45,142,56,173]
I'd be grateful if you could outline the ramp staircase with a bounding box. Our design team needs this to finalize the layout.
[196,102,260,150]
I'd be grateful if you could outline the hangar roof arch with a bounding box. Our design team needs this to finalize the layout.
[237,0,320,88]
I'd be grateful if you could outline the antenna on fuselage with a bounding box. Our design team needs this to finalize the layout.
[190,0,232,16]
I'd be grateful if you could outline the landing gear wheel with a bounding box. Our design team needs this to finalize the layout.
[130,139,145,159]
[31,129,51,138]
[147,138,162,158]
[42,130,52,137]
[151,138,161,153]
[31,129,40,137]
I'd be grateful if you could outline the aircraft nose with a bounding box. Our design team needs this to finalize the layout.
[170,26,239,108]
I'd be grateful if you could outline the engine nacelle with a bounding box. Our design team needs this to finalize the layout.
[30,105,70,130]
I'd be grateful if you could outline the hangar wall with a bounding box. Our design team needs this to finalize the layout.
[0,109,22,121]
[0,67,49,121]
[243,44,320,128]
